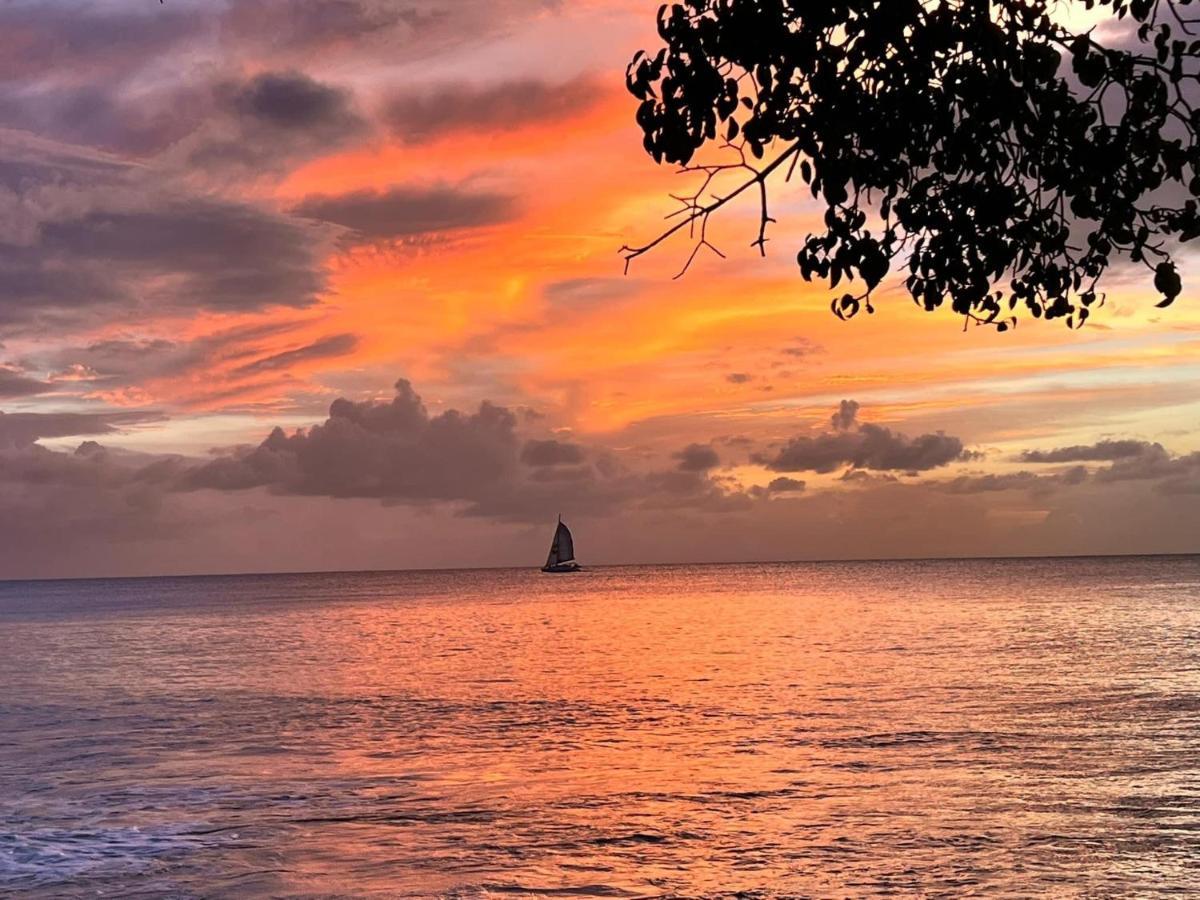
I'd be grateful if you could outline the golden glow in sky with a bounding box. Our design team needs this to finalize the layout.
[0,0,1197,576]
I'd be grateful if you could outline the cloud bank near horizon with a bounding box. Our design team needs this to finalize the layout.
[2,378,1197,577]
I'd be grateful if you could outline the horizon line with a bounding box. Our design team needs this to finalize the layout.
[1,549,1196,587]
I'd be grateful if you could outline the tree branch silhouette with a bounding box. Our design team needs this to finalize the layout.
[623,0,1200,330]
[620,141,800,277]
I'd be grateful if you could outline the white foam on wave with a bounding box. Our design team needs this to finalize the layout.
[0,822,210,887]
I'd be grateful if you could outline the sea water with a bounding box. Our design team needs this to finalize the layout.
[1,557,1198,897]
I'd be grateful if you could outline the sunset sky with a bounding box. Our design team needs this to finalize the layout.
[1,0,1198,578]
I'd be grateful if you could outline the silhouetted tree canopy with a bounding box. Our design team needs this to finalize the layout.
[623,0,1200,329]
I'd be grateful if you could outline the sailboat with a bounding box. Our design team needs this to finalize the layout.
[541,515,582,573]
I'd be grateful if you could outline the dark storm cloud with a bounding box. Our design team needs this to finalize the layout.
[47,203,325,309]
[0,136,333,328]
[0,4,215,157]
[674,443,720,472]
[0,3,204,82]
[0,437,205,579]
[5,373,1199,576]
[936,470,1085,494]
[219,0,560,60]
[766,476,806,494]
[718,435,755,448]
[1060,464,1090,486]
[42,384,1200,553]
[0,410,164,449]
[839,469,898,484]
[830,399,860,431]
[1,201,329,322]
[182,385,743,520]
[0,366,50,398]
[181,380,730,521]
[644,468,747,507]
[0,82,212,158]
[233,334,360,376]
[46,338,179,382]
[1009,438,1200,492]
[292,185,516,243]
[520,439,586,467]
[0,0,561,85]
[0,441,169,489]
[754,402,968,474]
[12,2,579,178]
[231,71,357,130]
[382,76,603,142]
[1020,439,1154,463]
[183,71,367,176]
[748,475,807,499]
[1092,444,1200,484]
[181,379,749,522]
[0,0,564,165]
[0,136,129,243]
[39,322,312,393]
[185,378,521,499]
[218,0,417,52]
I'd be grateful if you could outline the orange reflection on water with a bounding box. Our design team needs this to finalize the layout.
[2,558,1198,895]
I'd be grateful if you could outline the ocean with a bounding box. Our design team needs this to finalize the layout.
[1,556,1198,897]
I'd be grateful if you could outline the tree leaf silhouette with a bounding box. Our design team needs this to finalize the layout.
[621,0,1200,330]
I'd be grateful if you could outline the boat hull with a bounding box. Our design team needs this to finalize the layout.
[541,562,582,574]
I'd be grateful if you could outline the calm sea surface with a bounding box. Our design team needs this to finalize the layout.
[2,557,1199,897]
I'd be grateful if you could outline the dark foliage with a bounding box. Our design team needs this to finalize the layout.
[623,0,1200,329]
